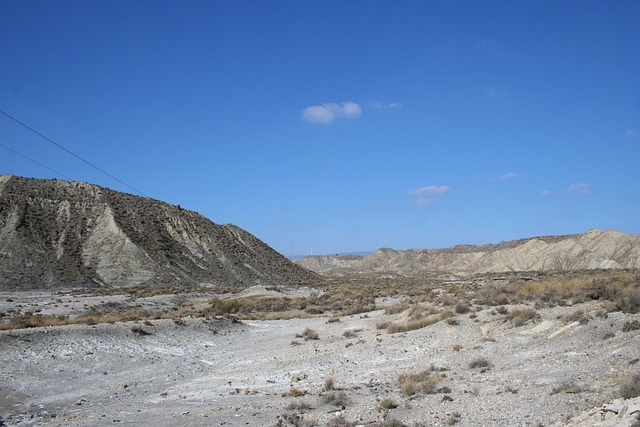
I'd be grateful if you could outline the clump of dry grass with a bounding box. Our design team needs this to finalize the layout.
[323,376,335,392]
[282,388,308,397]
[399,371,443,396]
[379,397,398,409]
[322,391,349,407]
[297,327,319,340]
[343,328,361,338]
[504,307,539,327]
[286,400,314,411]
[560,309,591,324]
[454,302,471,314]
[0,314,69,330]
[384,300,411,315]
[469,358,492,371]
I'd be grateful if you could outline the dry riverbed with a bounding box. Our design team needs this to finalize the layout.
[1,293,640,426]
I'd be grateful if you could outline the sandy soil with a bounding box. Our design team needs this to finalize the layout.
[1,297,640,426]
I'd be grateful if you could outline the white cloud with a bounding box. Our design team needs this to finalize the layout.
[567,183,590,194]
[499,171,520,180]
[302,102,362,124]
[371,101,403,109]
[411,185,451,195]
[540,190,551,197]
[626,129,638,137]
[417,197,436,205]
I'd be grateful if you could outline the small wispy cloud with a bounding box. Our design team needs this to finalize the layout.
[540,190,551,197]
[302,102,362,124]
[567,183,590,194]
[499,171,520,180]
[487,87,509,97]
[371,101,403,110]
[411,185,450,195]
[626,129,638,137]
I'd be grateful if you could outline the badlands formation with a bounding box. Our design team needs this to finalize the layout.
[0,175,639,426]
[294,229,640,277]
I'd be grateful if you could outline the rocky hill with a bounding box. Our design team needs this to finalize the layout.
[295,229,640,277]
[0,175,319,289]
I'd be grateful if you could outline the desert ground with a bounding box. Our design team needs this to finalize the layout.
[1,277,640,427]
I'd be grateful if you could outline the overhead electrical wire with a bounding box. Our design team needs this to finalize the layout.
[0,109,148,197]
[0,143,74,181]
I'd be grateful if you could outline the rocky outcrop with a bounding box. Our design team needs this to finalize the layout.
[295,229,640,277]
[0,175,319,289]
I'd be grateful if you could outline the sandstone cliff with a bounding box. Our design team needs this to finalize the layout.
[0,175,319,289]
[294,229,640,276]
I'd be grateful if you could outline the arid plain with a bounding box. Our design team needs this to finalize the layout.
[2,272,640,427]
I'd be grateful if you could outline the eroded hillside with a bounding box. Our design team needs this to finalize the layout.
[295,229,640,277]
[0,175,319,289]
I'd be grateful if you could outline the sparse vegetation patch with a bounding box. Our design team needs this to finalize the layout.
[399,371,443,396]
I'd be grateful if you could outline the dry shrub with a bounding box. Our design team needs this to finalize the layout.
[283,388,307,397]
[475,285,511,306]
[323,376,335,392]
[515,272,640,312]
[619,374,640,399]
[495,306,509,315]
[286,400,314,411]
[300,327,319,340]
[399,371,442,396]
[454,302,471,313]
[622,320,640,332]
[560,309,591,324]
[376,320,391,330]
[505,307,539,327]
[469,358,492,370]
[407,304,428,320]
[379,397,398,409]
[1,314,69,330]
[385,301,411,315]
[326,315,341,323]
[343,328,361,338]
[322,391,349,407]
[209,296,307,316]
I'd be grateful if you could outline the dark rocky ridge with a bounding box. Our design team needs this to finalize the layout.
[0,175,319,289]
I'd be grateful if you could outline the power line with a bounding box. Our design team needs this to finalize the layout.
[0,110,148,197]
[0,143,74,181]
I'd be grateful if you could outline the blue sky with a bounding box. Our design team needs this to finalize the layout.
[1,1,639,256]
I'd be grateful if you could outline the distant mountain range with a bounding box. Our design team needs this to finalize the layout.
[287,251,372,261]
[0,175,319,289]
[294,229,640,277]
